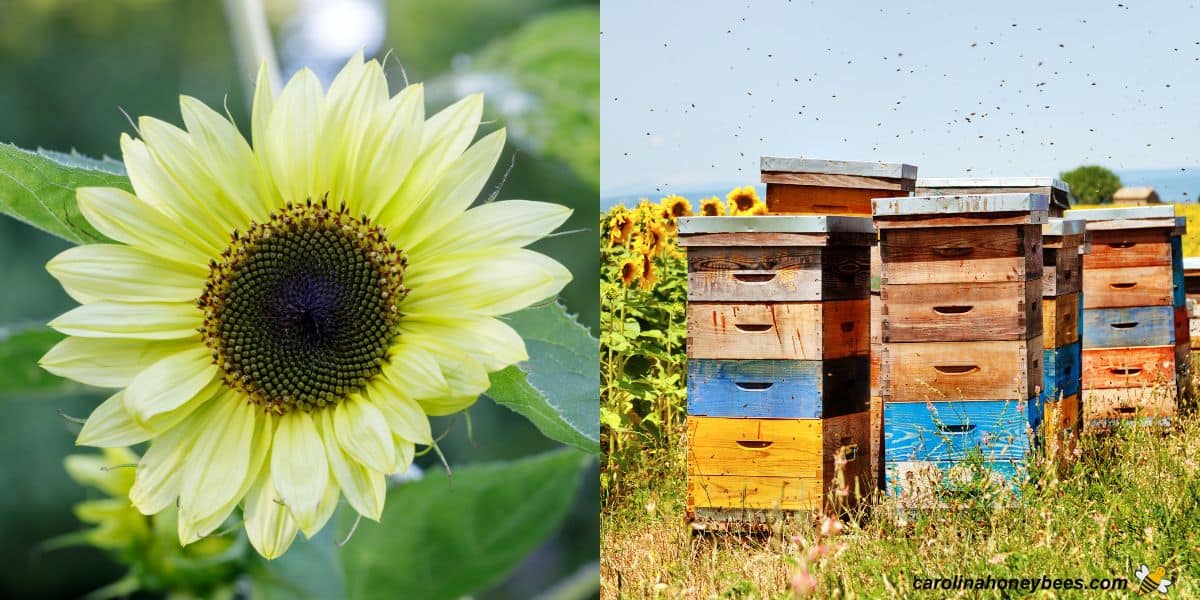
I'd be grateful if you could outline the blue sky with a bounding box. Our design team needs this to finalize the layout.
[601,1,1200,196]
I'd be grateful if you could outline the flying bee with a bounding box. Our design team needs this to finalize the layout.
[1135,564,1172,595]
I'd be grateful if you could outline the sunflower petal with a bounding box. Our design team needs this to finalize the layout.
[368,379,433,445]
[76,186,214,267]
[324,53,391,211]
[320,411,385,520]
[403,249,571,316]
[129,414,201,514]
[266,67,326,206]
[356,83,424,218]
[76,391,152,447]
[48,301,201,340]
[393,128,506,249]
[244,469,298,560]
[333,396,396,473]
[381,342,449,400]
[138,116,244,235]
[179,392,259,526]
[179,405,272,544]
[180,95,273,223]
[46,244,205,304]
[251,62,275,153]
[122,345,219,429]
[400,314,527,371]
[270,411,329,531]
[41,337,195,388]
[409,200,571,258]
[303,479,341,539]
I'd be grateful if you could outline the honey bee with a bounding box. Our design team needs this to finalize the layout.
[1135,564,1172,594]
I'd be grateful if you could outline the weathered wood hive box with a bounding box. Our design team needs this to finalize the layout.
[1065,206,1187,428]
[917,176,1071,218]
[678,215,874,522]
[873,193,1047,499]
[760,157,917,492]
[1183,257,1200,362]
[1038,218,1088,463]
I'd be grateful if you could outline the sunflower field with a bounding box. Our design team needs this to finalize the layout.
[599,187,766,505]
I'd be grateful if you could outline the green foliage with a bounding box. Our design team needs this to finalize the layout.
[473,8,600,191]
[249,528,344,600]
[0,325,75,398]
[1060,164,1123,205]
[0,143,127,245]
[338,449,590,599]
[599,201,690,505]
[487,302,601,454]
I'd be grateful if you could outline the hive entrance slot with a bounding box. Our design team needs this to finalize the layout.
[734,382,773,391]
[932,245,973,257]
[1109,367,1142,376]
[734,323,772,332]
[938,424,976,434]
[933,305,973,314]
[733,273,775,283]
[1111,322,1138,329]
[933,365,979,375]
[1110,282,1137,289]
[1109,242,1136,249]
[1115,406,1137,414]
[736,440,773,449]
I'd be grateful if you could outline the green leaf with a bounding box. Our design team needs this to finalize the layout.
[468,8,599,189]
[0,143,128,244]
[339,449,589,599]
[487,302,600,454]
[248,526,345,600]
[0,323,77,397]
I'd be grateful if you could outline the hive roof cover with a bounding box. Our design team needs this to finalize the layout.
[760,157,917,180]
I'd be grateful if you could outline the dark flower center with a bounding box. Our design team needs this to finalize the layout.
[199,200,408,414]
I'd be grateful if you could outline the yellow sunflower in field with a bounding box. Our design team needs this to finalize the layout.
[641,222,669,257]
[39,54,572,559]
[699,196,724,216]
[607,206,635,247]
[662,194,692,218]
[618,258,640,287]
[726,185,760,215]
[639,253,657,290]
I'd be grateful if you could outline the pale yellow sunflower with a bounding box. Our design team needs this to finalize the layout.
[40,54,572,559]
[726,185,761,215]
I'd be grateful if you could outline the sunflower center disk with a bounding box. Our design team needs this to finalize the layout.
[199,201,408,414]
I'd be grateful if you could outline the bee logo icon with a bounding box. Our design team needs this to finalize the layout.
[1135,564,1172,594]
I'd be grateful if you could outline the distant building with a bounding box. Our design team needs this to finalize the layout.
[1112,186,1161,205]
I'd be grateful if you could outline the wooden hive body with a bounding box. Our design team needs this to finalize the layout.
[1065,207,1187,427]
[1037,218,1087,460]
[678,215,875,522]
[874,193,1046,499]
[916,176,1071,218]
[761,157,917,216]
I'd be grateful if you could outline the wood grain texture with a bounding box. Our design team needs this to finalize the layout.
[883,400,1033,463]
[1175,306,1189,351]
[765,184,905,215]
[1041,394,1080,464]
[874,213,1047,229]
[1173,236,1186,307]
[1083,386,1176,423]
[678,231,876,248]
[870,396,883,492]
[686,246,870,302]
[1042,343,1082,402]
[880,225,1042,284]
[1082,231,1172,269]
[686,300,869,360]
[1081,346,1176,389]
[762,173,912,192]
[1081,306,1175,349]
[760,157,917,179]
[1042,293,1081,348]
[880,338,1043,401]
[1190,318,1200,349]
[1042,247,1083,296]
[687,413,871,511]
[686,358,869,418]
[880,280,1041,342]
[1082,265,1173,308]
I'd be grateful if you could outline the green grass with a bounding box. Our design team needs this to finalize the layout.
[601,412,1200,598]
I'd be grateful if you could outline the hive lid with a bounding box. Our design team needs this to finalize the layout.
[760,157,917,180]
[1065,205,1175,221]
[1182,257,1200,272]
[872,193,1049,217]
[677,215,876,235]
[917,176,1069,192]
[1042,218,1085,237]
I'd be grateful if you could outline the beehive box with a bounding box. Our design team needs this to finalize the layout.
[761,157,916,216]
[1184,259,1200,364]
[678,216,875,520]
[917,176,1071,218]
[874,193,1047,497]
[1066,206,1187,427]
[1037,219,1086,457]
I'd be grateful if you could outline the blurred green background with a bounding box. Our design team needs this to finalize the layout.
[0,0,598,597]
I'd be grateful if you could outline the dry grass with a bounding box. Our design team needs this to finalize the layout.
[602,399,1200,599]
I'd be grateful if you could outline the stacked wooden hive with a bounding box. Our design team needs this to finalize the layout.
[1039,219,1087,462]
[679,215,874,524]
[1183,257,1200,374]
[874,194,1047,499]
[916,178,1082,462]
[1066,206,1188,427]
[760,157,917,491]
